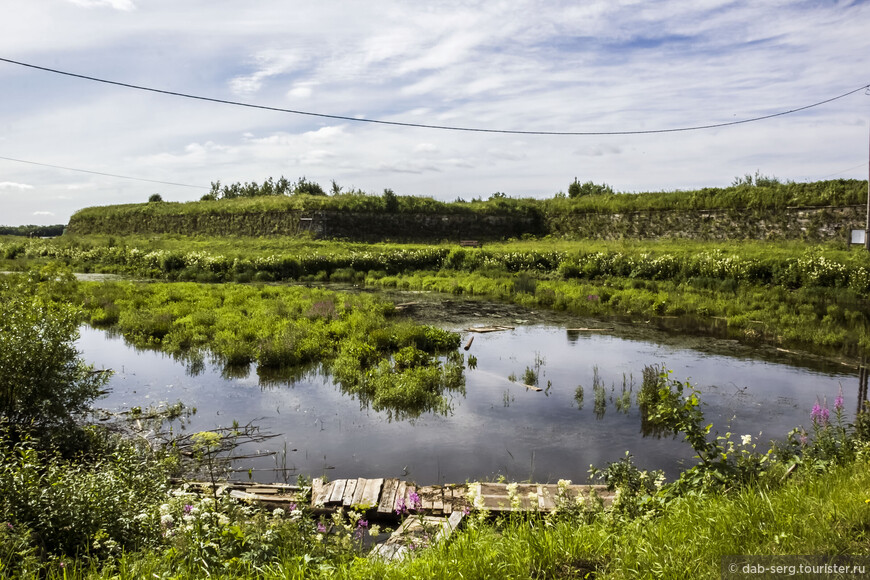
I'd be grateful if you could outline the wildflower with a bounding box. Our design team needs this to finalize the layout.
[369,524,381,537]
[272,508,285,518]
[288,503,298,511]
[183,504,193,514]
[835,386,844,411]
[741,434,752,446]
[811,399,829,426]
[354,519,368,540]
[160,514,174,528]
[316,522,327,533]
[395,498,407,516]
[159,503,172,515]
[290,509,303,519]
[799,430,808,446]
[409,491,422,511]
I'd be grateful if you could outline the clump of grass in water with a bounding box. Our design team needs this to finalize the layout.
[592,365,606,418]
[574,384,584,409]
[522,366,538,386]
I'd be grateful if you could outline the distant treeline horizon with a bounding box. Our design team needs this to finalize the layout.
[0,224,65,237]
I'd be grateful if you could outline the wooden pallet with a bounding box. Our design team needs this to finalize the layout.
[310,478,613,515]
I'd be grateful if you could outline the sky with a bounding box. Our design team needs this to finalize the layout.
[1,0,870,226]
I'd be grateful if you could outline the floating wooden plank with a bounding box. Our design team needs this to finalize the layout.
[328,479,348,505]
[360,478,384,509]
[311,478,329,507]
[565,328,612,332]
[342,479,358,507]
[464,336,474,350]
[351,477,367,507]
[466,325,515,333]
[523,384,543,391]
[378,478,400,514]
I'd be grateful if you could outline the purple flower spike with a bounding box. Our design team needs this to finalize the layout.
[811,401,823,424]
[183,504,193,514]
[409,491,422,511]
[821,406,830,425]
[316,522,327,533]
[835,386,844,411]
[395,498,407,516]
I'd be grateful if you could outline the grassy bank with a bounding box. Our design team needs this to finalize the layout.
[5,234,867,356]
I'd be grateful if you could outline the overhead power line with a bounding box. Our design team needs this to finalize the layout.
[1,56,867,136]
[0,155,208,189]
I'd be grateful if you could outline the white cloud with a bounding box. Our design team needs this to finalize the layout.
[33,211,55,216]
[229,51,306,96]
[65,0,135,11]
[0,182,34,190]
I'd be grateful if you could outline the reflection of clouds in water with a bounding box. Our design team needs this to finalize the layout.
[78,323,852,485]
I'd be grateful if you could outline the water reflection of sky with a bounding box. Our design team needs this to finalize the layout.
[78,323,854,486]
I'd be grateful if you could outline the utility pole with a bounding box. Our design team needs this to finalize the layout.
[867,115,870,251]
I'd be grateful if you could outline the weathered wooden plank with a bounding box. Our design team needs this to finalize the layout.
[479,482,506,496]
[245,487,280,495]
[442,486,453,514]
[393,481,407,513]
[418,486,437,511]
[311,478,329,507]
[359,478,384,509]
[481,494,512,511]
[351,477,367,507]
[378,478,400,514]
[342,478,358,507]
[229,489,255,502]
[328,479,347,505]
[432,487,444,512]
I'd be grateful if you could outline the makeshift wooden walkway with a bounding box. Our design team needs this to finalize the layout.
[177,478,615,562]
[311,478,615,515]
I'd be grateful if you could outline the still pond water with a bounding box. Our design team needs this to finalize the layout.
[77,303,857,486]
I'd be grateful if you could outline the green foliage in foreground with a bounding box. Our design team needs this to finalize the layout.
[0,270,106,439]
[4,376,868,579]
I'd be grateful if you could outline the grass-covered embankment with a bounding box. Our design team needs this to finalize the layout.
[61,178,867,241]
[5,234,869,357]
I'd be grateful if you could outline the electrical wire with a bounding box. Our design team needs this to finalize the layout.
[0,155,208,189]
[1,56,867,136]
